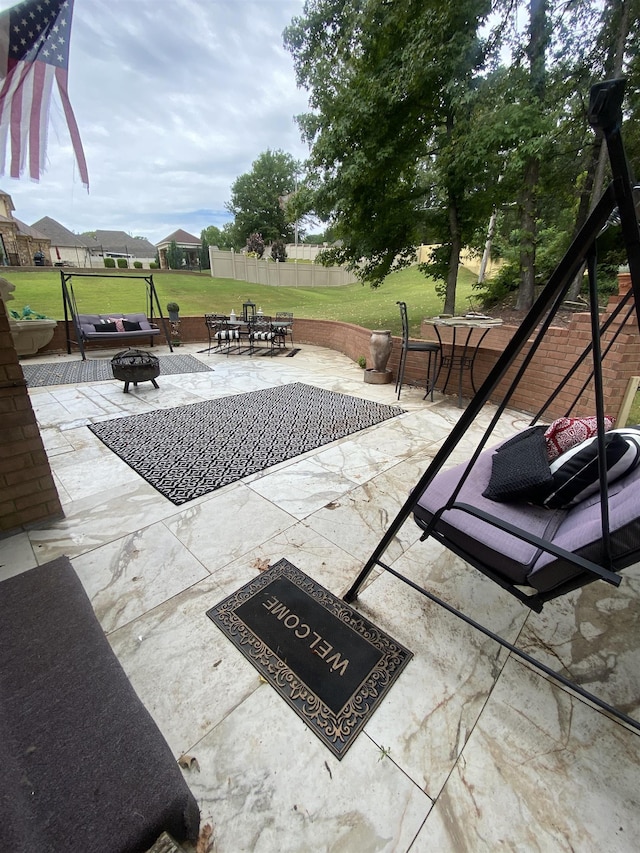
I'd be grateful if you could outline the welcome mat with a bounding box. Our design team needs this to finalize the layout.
[88,383,404,505]
[207,559,412,758]
[21,354,213,387]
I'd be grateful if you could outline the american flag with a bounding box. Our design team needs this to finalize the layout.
[0,0,88,187]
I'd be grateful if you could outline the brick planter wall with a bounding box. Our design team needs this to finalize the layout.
[0,299,62,533]
[35,291,639,421]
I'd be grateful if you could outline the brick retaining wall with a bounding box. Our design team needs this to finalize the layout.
[36,291,639,423]
[0,299,62,533]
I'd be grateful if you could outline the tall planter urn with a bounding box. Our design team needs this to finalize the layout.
[364,329,393,384]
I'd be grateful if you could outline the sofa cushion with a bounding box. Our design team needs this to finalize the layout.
[544,415,615,461]
[542,427,640,509]
[482,426,552,503]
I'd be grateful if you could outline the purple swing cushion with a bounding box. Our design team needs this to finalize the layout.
[413,427,640,593]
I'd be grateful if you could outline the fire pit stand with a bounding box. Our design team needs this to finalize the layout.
[111,349,160,393]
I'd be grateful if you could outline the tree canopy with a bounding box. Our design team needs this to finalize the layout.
[225,149,301,245]
[284,0,640,312]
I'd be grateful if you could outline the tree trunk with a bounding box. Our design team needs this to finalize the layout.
[516,0,548,313]
[516,156,539,312]
[566,0,631,301]
[444,200,462,315]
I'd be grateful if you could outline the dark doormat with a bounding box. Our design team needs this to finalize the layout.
[207,558,412,759]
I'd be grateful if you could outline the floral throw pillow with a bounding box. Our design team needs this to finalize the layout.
[544,415,615,461]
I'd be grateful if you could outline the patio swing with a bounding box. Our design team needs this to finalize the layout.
[60,270,173,360]
[344,78,640,732]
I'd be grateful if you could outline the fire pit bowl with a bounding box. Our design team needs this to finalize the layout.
[111,348,160,393]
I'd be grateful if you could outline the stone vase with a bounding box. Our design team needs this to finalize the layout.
[364,329,393,384]
[369,329,393,372]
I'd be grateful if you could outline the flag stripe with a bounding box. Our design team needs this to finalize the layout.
[55,65,88,188]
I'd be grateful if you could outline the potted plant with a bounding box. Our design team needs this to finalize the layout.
[0,279,58,355]
[166,301,181,346]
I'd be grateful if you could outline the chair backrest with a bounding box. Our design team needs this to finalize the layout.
[251,315,272,329]
[205,314,229,333]
[397,301,409,343]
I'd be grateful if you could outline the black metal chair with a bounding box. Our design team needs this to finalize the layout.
[395,301,440,401]
[205,313,242,355]
[248,315,276,355]
[274,311,294,348]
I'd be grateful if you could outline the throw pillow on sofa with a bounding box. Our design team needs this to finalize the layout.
[542,426,640,509]
[93,321,117,332]
[544,415,615,460]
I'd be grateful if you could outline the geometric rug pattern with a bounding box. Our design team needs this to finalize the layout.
[207,558,413,759]
[21,354,214,387]
[88,383,405,505]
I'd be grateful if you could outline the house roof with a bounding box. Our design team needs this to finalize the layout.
[157,229,201,248]
[83,230,157,257]
[14,218,49,241]
[31,216,90,247]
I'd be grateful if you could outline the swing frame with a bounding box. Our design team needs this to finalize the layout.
[344,78,640,733]
[61,270,173,360]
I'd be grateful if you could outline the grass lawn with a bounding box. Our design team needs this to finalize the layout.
[2,264,478,337]
[628,392,640,426]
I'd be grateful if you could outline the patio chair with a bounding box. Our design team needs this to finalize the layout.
[248,315,276,355]
[395,301,440,401]
[274,311,294,348]
[205,313,242,355]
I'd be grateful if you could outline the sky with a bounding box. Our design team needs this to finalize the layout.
[0,0,312,244]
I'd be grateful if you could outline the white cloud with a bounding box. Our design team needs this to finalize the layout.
[0,0,311,243]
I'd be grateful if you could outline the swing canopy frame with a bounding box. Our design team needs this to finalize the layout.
[344,78,640,734]
[60,270,173,360]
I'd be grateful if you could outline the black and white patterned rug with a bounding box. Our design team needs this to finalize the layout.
[21,354,213,387]
[88,383,405,505]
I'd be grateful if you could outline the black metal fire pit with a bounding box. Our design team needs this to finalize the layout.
[111,349,160,393]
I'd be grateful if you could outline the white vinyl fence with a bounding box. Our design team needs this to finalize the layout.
[209,248,355,287]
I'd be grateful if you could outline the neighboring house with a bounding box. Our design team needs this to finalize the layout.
[156,229,201,269]
[81,230,158,266]
[31,216,94,267]
[0,190,51,266]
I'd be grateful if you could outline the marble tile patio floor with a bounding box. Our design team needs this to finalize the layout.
[2,343,640,852]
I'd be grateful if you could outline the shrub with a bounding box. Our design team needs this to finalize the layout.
[246,233,265,258]
[116,258,128,268]
[103,257,116,268]
[149,261,159,269]
[271,240,287,263]
[133,261,142,269]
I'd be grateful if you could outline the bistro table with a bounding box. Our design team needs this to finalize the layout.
[427,314,503,407]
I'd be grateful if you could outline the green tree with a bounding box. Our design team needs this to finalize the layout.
[166,240,184,270]
[284,0,493,312]
[226,149,300,244]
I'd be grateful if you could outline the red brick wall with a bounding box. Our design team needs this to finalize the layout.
[0,300,62,533]
[36,296,639,421]
[420,294,639,420]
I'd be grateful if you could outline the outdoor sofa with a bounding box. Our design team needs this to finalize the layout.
[76,312,161,344]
